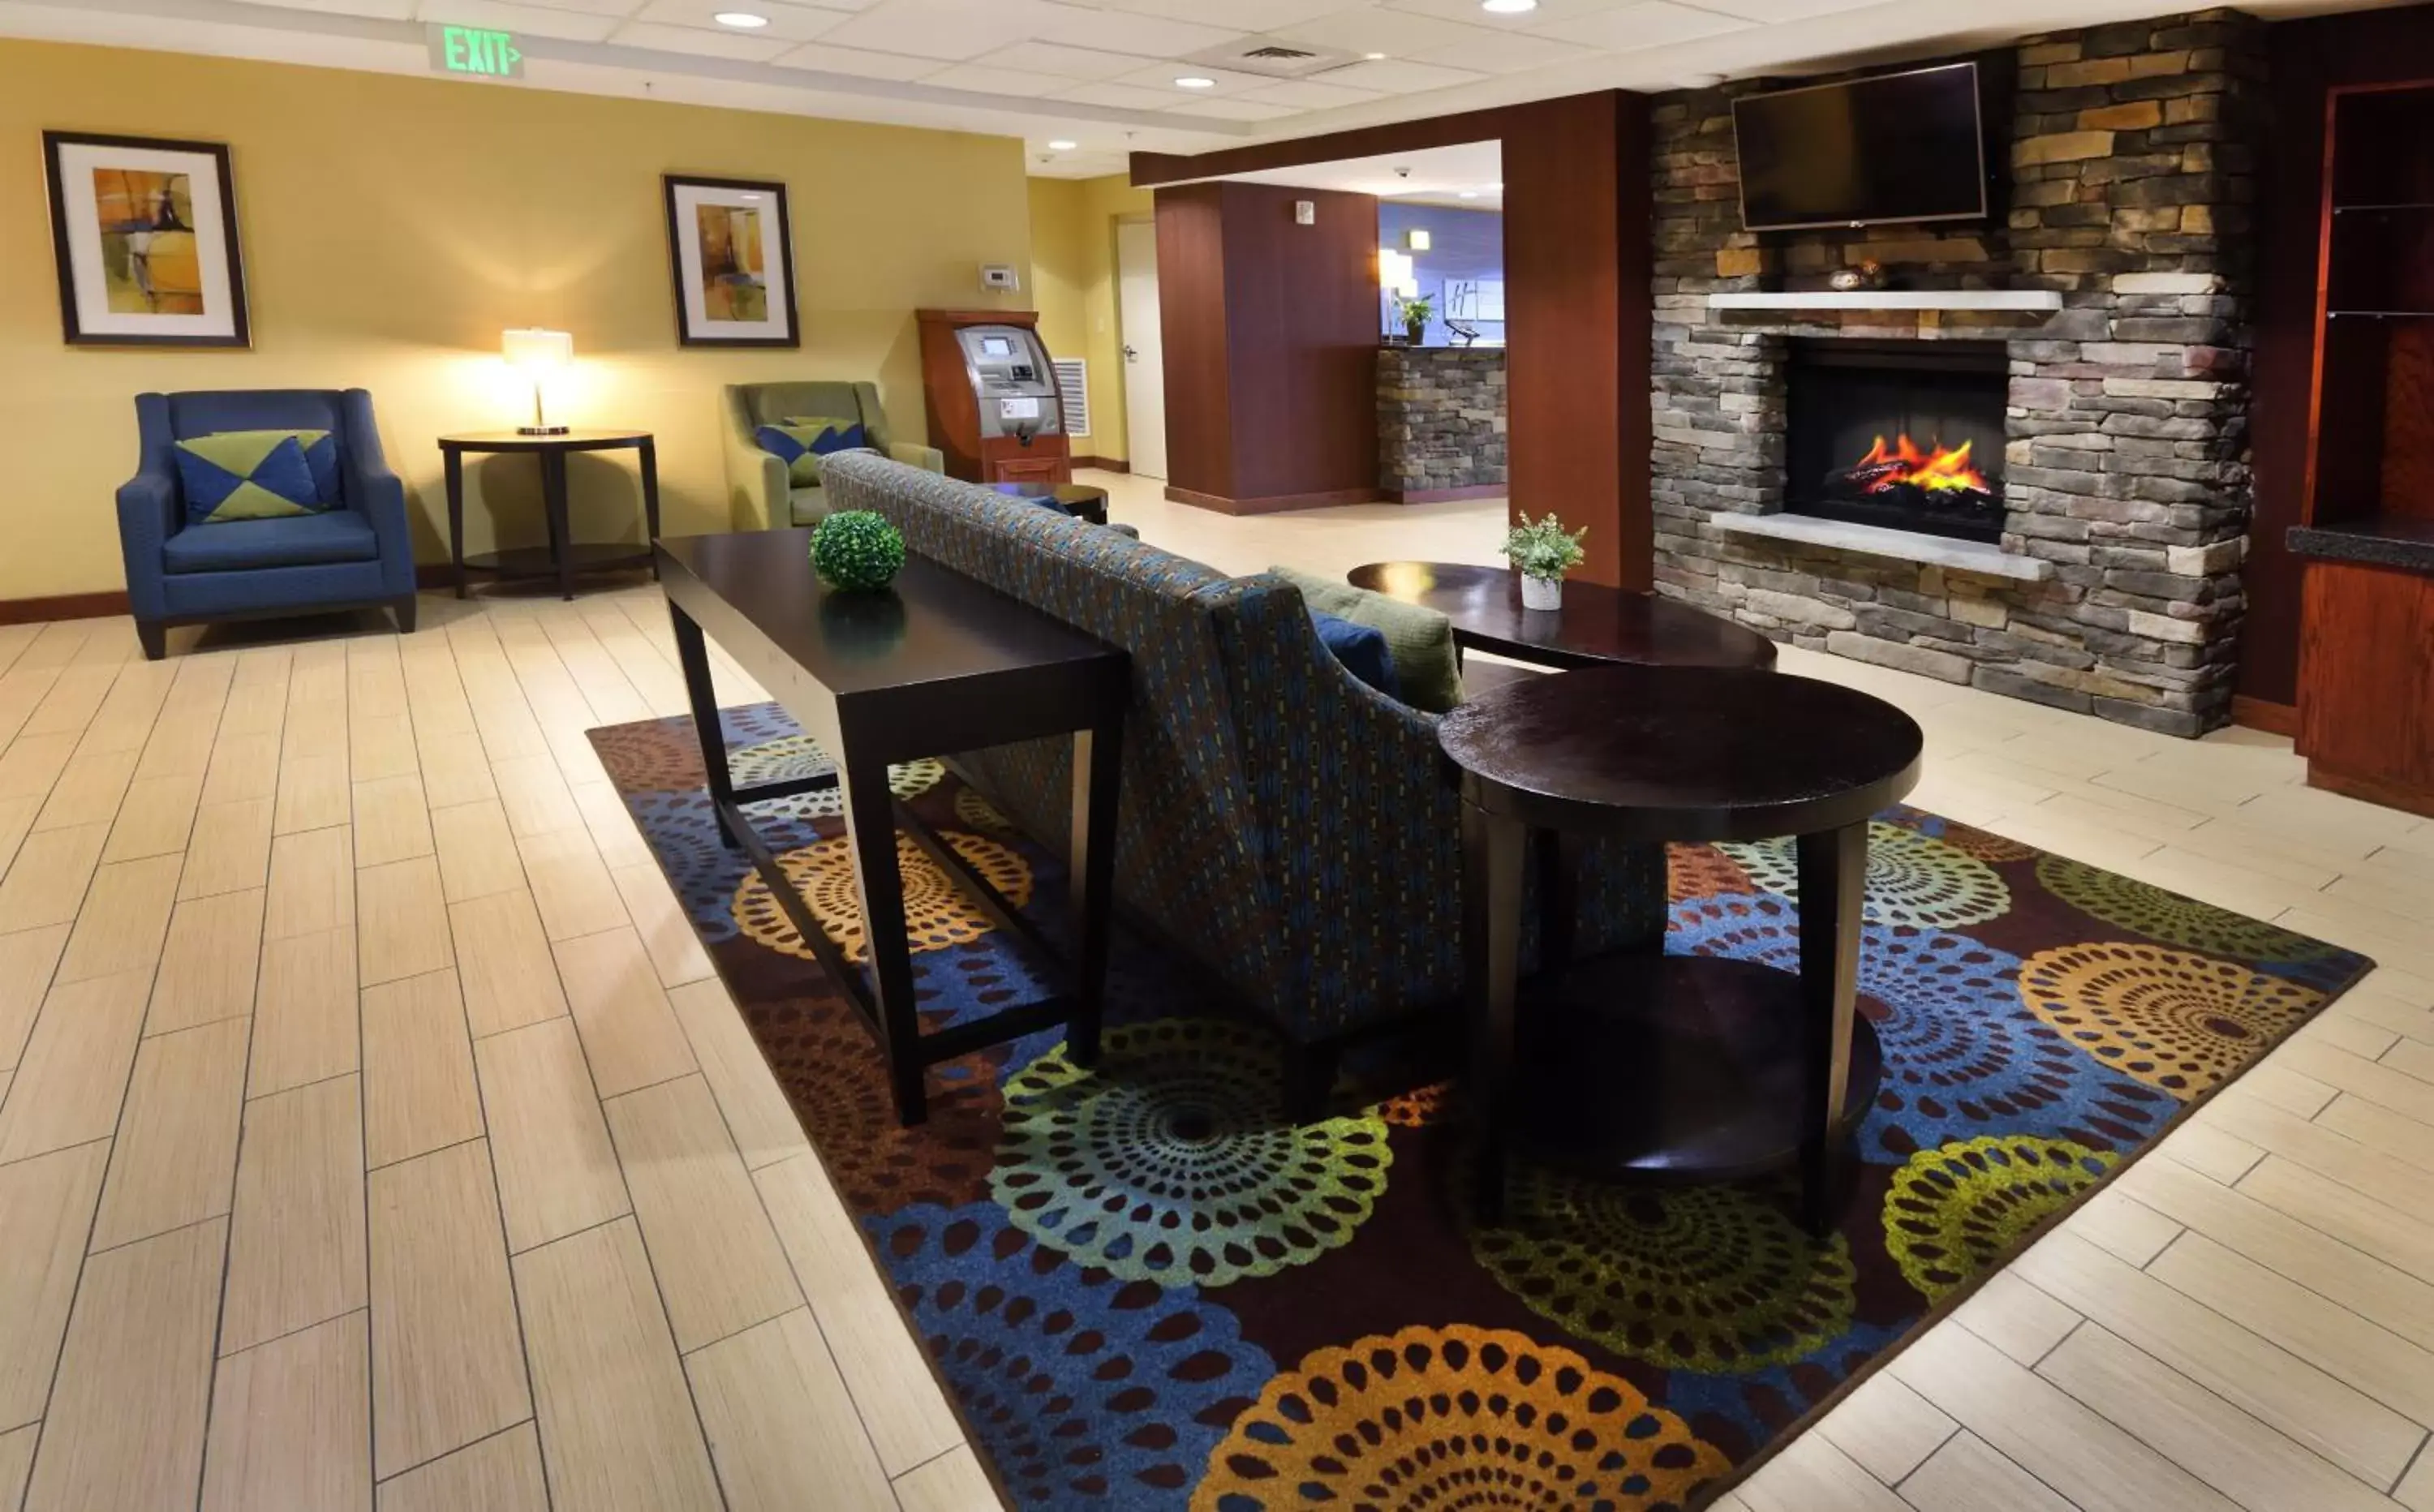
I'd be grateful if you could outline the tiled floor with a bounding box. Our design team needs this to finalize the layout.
[0,470,2428,1510]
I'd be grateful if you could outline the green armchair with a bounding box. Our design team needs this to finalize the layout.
[721,381,943,527]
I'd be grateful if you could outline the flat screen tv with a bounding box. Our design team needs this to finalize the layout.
[1734,62,1989,232]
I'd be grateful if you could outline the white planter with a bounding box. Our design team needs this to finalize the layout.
[1520,573,1563,611]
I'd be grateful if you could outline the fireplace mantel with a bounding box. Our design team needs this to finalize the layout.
[1710,513,2055,583]
[1705,291,2065,313]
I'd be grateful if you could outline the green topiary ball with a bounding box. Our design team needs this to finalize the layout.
[810,509,905,592]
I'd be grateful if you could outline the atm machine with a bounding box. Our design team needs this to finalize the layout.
[914,308,1073,487]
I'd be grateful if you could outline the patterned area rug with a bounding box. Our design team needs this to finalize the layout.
[591,705,2375,1510]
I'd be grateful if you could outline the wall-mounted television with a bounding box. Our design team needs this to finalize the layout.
[1734,62,1990,233]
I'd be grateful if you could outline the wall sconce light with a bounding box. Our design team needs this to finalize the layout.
[1378,247,1419,298]
[1407,229,1432,251]
[501,327,573,436]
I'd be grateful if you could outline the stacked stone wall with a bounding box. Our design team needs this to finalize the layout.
[1379,347,1508,496]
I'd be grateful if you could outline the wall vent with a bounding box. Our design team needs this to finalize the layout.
[1180,36,1364,79]
[1053,358,1090,437]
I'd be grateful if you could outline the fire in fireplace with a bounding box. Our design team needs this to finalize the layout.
[1786,338,2008,543]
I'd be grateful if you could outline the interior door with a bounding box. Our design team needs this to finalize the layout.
[1115,219,1168,480]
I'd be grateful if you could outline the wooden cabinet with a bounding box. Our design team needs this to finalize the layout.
[2297,561,2434,815]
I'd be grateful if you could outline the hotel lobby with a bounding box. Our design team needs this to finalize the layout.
[2,0,2433,1510]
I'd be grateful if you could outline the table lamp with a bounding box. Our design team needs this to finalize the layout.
[502,328,573,436]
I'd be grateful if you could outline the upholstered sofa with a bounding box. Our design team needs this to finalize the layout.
[117,389,417,660]
[820,451,1666,1109]
[720,381,944,528]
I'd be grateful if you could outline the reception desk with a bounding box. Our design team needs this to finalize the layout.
[1378,346,1507,502]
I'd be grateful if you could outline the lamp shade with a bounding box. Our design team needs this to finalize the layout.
[502,327,573,375]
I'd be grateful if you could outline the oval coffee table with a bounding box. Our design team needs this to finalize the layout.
[1439,663,1922,1232]
[1348,561,1776,671]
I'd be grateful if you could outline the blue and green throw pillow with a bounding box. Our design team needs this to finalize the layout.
[174,431,332,525]
[756,417,867,488]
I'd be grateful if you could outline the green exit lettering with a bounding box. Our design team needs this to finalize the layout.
[425,23,524,79]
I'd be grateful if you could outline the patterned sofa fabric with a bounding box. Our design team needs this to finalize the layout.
[817,451,1667,1046]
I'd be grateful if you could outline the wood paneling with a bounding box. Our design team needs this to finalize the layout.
[2297,559,2434,817]
[1133,92,1653,586]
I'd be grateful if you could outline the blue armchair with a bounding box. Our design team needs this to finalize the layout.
[118,389,418,659]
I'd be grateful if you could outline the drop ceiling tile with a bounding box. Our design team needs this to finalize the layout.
[1408,28,1595,71]
[1526,0,1753,50]
[254,0,413,16]
[607,18,793,55]
[819,0,1097,62]
[1107,62,1275,93]
[1270,5,1490,55]
[1037,10,1245,57]
[1052,80,1194,110]
[768,40,946,75]
[967,41,1146,79]
[1312,57,1486,91]
[458,0,645,16]
[1379,0,1633,24]
[1699,0,1881,16]
[412,0,623,40]
[1234,76,1383,109]
[1083,0,1364,29]
[1168,96,1305,120]
[920,62,1084,92]
[628,0,850,42]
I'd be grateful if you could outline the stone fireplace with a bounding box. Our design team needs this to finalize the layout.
[1648,8,2266,736]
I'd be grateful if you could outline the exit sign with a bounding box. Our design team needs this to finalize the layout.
[427,24,524,79]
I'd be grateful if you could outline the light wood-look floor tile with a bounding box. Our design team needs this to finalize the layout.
[361,969,484,1170]
[1814,1372,1956,1486]
[603,1076,798,1352]
[450,891,568,1039]
[492,756,583,839]
[431,800,524,904]
[667,977,807,1170]
[0,733,75,805]
[890,1445,998,1512]
[56,853,181,983]
[1895,1431,2073,1512]
[0,1141,110,1429]
[0,797,43,882]
[513,1218,724,1512]
[685,1309,894,1512]
[251,928,360,1098]
[350,715,417,783]
[475,1018,628,1253]
[368,1139,530,1480]
[415,728,497,810]
[176,798,273,900]
[0,823,109,934]
[200,731,281,807]
[2235,1155,2434,1287]
[354,775,436,869]
[0,1424,34,1511]
[92,1019,249,1252]
[1735,1431,1907,1511]
[610,863,715,988]
[570,780,655,870]
[274,754,352,836]
[221,1076,368,1356]
[556,928,695,1098]
[0,925,70,1072]
[517,827,629,941]
[0,971,152,1165]
[146,888,264,1036]
[200,1311,372,1512]
[376,1422,548,1512]
[21,1218,224,1512]
[359,857,452,988]
[755,1153,961,1475]
[265,825,355,941]
[33,747,136,832]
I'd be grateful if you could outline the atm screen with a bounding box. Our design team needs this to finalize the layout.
[981,337,1013,357]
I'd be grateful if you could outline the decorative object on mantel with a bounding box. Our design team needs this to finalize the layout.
[810,509,905,592]
[1502,512,1587,610]
[43,131,250,348]
[1827,258,1888,292]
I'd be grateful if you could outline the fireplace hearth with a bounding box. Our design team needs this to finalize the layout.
[1785,338,2009,544]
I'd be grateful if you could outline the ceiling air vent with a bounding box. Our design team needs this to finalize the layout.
[1180,36,1365,80]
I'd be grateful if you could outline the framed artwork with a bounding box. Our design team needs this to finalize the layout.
[662,174,799,348]
[43,131,251,348]
[1444,278,1507,323]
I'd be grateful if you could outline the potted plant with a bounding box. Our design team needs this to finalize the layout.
[1502,513,1588,611]
[1393,291,1434,346]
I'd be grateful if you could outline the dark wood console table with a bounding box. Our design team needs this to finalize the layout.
[1347,561,1778,671]
[1438,664,1920,1232]
[656,530,1129,1123]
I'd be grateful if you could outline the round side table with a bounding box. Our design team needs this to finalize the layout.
[1348,561,1777,671]
[440,430,660,602]
[1438,664,1922,1232]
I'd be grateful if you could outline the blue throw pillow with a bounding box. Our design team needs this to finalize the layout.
[174,432,323,525]
[757,420,868,487]
[1310,609,1400,701]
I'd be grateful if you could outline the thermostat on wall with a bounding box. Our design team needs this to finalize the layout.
[980,264,1021,290]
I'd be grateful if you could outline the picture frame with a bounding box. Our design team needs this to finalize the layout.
[43,131,252,349]
[662,174,799,348]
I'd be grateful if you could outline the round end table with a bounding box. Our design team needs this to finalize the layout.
[1347,561,1777,672]
[439,430,660,601]
[1438,663,1922,1232]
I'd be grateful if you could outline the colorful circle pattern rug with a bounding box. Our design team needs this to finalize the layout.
[592,709,2375,1510]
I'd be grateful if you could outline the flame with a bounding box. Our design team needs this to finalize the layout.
[1850,434,1990,495]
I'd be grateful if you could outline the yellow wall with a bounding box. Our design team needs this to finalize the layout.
[1024,174,1151,466]
[0,37,1036,601]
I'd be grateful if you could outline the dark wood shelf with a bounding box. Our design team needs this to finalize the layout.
[2328,309,2434,318]
[2334,202,2434,214]
[2289,513,2434,573]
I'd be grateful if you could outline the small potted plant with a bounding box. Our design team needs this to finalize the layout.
[1393,291,1434,346]
[1502,513,1587,611]
[810,509,905,592]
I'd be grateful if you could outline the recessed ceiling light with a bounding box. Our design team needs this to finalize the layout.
[713,11,770,28]
[1458,190,1479,199]
[1047,140,1077,151]
[1174,75,1217,88]
[1481,0,1537,12]
[1486,181,1505,191]
[1364,51,1387,59]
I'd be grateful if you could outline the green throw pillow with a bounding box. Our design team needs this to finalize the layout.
[174,432,325,525]
[1271,565,1464,715]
